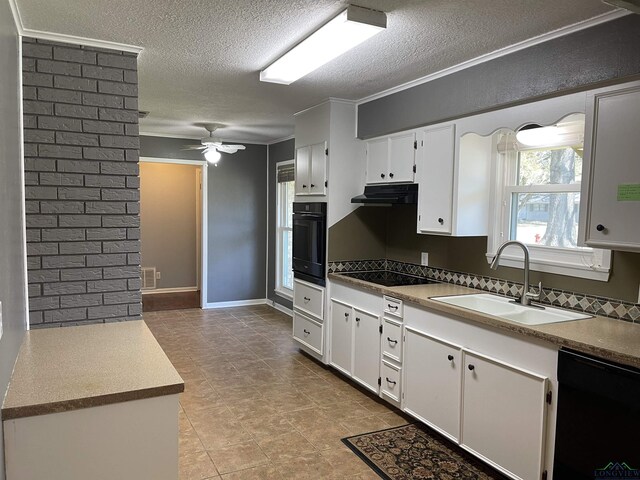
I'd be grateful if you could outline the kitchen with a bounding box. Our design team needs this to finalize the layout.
[2,0,639,480]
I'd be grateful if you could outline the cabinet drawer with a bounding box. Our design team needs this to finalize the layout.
[294,280,324,320]
[381,360,402,404]
[383,296,403,318]
[293,312,323,355]
[382,318,402,362]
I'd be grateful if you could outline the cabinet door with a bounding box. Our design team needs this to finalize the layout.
[417,124,455,234]
[583,86,640,251]
[329,300,352,376]
[295,146,310,195]
[461,351,547,480]
[309,142,327,195]
[388,132,416,183]
[352,308,381,394]
[365,138,389,184]
[403,328,461,442]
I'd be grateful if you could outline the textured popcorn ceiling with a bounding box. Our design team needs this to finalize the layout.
[15,0,616,142]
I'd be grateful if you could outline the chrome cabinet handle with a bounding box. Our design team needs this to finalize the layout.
[387,337,398,345]
[386,378,397,385]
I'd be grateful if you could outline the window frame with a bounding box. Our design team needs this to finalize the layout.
[275,160,295,299]
[487,129,611,281]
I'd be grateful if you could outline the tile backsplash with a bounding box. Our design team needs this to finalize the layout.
[329,259,640,323]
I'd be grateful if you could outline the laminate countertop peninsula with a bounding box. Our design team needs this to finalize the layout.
[329,273,640,369]
[2,320,184,420]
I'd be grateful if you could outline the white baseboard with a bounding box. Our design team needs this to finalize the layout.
[142,287,198,295]
[204,299,268,309]
[270,300,293,317]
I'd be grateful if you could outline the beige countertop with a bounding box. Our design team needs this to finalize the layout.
[2,321,184,420]
[329,273,640,369]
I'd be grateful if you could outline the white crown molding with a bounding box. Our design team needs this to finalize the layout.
[267,134,295,145]
[8,0,143,54]
[357,9,631,105]
[21,28,143,54]
[294,97,355,116]
[140,130,270,145]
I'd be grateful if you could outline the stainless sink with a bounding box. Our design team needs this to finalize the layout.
[433,293,592,325]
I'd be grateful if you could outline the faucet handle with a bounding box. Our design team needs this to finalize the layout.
[526,281,543,301]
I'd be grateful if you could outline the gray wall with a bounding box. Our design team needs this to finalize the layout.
[140,162,198,289]
[267,138,294,311]
[358,15,640,138]
[0,5,27,480]
[140,136,268,304]
[23,38,142,327]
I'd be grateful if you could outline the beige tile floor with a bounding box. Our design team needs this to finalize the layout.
[144,305,411,480]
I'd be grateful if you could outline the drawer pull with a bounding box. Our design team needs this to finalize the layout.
[303,329,310,335]
[344,312,349,318]
[387,337,398,345]
[468,364,475,371]
[447,354,454,361]
[303,296,311,302]
[356,317,361,323]
[387,304,398,311]
[386,377,397,385]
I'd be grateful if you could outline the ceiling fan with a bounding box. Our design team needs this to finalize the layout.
[184,124,246,165]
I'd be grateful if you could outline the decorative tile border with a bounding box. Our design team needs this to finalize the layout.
[328,259,640,323]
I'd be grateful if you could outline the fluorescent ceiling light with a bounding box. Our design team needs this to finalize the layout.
[260,5,386,85]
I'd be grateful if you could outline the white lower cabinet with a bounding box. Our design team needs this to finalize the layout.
[352,308,381,393]
[403,304,556,480]
[292,312,323,356]
[461,351,548,480]
[403,327,462,442]
[329,300,353,376]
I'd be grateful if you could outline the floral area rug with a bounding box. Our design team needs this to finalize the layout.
[342,424,508,480]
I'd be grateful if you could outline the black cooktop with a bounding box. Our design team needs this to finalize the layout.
[339,271,438,287]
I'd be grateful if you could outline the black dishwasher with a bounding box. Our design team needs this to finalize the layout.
[553,348,640,479]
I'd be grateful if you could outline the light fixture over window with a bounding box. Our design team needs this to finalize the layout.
[260,5,386,85]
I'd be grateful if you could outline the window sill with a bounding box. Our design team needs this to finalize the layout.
[485,246,611,282]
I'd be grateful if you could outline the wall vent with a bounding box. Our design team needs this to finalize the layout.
[142,267,156,290]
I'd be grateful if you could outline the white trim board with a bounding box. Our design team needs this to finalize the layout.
[141,287,198,295]
[140,156,206,166]
[270,300,293,317]
[7,0,143,54]
[140,131,270,145]
[356,9,630,105]
[204,299,268,309]
[267,134,295,145]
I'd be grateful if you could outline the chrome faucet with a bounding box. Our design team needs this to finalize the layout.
[490,240,542,307]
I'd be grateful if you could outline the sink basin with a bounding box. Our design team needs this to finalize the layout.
[433,293,592,325]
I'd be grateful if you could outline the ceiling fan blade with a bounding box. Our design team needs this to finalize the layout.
[216,144,246,153]
[183,145,207,150]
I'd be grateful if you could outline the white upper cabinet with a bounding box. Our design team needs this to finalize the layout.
[580,82,640,252]
[365,132,416,184]
[295,142,327,196]
[416,124,492,236]
[417,124,455,234]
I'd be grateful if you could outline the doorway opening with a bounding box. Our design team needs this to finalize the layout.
[139,157,208,311]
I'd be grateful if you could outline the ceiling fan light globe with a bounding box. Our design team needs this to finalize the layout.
[204,148,222,164]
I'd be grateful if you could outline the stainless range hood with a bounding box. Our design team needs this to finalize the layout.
[351,183,418,205]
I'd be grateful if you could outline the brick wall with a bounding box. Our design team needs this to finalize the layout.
[22,38,142,327]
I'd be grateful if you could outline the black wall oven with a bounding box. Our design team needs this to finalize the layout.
[292,202,326,286]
